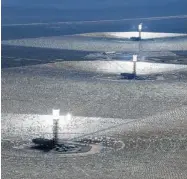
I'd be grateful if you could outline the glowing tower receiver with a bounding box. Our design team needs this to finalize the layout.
[53,109,60,119]
[138,23,143,39]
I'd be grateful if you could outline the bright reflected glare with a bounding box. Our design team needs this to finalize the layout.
[138,23,142,31]
[133,55,138,62]
[66,113,72,121]
[52,109,60,119]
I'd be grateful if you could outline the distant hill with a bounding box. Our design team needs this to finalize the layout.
[2,0,187,24]
[2,0,187,10]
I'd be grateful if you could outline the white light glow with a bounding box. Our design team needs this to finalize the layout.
[66,113,72,121]
[133,55,138,62]
[53,109,60,119]
[138,23,142,31]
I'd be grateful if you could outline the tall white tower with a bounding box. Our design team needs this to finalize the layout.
[52,109,60,146]
[133,55,138,76]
